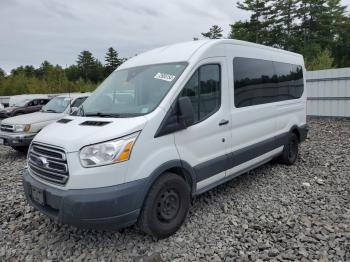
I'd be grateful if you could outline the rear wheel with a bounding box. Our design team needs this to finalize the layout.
[278,133,299,165]
[138,173,191,238]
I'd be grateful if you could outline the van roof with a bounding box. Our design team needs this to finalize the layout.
[120,39,303,69]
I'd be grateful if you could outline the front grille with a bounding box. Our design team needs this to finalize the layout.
[28,143,69,185]
[0,124,14,132]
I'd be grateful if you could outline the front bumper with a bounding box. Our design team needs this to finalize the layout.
[22,170,148,229]
[0,131,36,147]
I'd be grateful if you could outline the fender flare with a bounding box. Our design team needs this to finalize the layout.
[141,160,197,200]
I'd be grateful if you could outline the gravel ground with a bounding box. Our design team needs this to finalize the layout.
[0,117,349,261]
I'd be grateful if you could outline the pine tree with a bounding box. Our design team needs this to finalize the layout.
[201,25,223,39]
[234,0,272,44]
[0,68,6,80]
[332,15,350,67]
[76,51,96,81]
[105,47,122,76]
[271,0,299,49]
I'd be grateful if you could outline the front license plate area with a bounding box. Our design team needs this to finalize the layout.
[31,186,45,205]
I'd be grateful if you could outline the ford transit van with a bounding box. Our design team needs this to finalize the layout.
[23,40,308,238]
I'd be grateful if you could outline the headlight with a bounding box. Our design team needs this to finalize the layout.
[79,132,139,167]
[14,124,31,132]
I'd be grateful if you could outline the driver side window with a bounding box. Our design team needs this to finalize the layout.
[180,64,221,124]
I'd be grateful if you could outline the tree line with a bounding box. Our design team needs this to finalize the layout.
[200,0,349,70]
[0,47,125,96]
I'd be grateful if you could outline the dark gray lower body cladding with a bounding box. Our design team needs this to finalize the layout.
[22,170,148,229]
[195,125,308,183]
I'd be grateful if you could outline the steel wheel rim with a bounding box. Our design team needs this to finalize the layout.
[156,188,180,222]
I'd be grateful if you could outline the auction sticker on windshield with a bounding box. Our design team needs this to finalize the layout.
[154,72,176,82]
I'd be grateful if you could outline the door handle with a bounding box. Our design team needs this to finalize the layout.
[219,119,229,126]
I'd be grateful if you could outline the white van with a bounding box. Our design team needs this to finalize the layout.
[23,40,308,238]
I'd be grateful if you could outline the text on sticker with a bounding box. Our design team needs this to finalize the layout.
[154,73,176,82]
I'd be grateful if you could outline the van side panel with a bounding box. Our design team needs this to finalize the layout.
[124,108,181,184]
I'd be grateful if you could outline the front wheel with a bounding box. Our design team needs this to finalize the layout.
[278,133,299,165]
[138,173,191,238]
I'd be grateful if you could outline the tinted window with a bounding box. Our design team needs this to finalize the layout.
[274,63,304,100]
[234,58,275,107]
[233,58,304,108]
[180,64,221,123]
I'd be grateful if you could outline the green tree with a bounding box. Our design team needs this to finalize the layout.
[105,47,123,76]
[36,61,54,79]
[0,68,5,80]
[306,49,334,70]
[271,0,299,49]
[229,0,348,69]
[233,0,272,44]
[201,25,224,39]
[77,51,96,81]
[332,16,350,67]
[65,65,81,82]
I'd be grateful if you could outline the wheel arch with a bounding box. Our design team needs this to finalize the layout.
[144,160,196,197]
[289,125,301,143]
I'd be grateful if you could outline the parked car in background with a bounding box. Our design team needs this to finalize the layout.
[0,96,50,119]
[0,93,90,151]
[8,94,48,107]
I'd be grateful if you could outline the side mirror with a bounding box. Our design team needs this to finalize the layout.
[154,96,194,137]
[178,97,194,127]
[70,107,79,113]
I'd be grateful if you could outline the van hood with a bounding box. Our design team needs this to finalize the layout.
[1,112,64,125]
[33,116,148,152]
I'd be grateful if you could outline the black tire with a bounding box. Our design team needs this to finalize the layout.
[11,146,28,153]
[138,173,191,238]
[278,133,299,165]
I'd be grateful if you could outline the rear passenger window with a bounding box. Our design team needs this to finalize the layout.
[180,64,221,123]
[233,58,275,107]
[233,58,304,108]
[274,63,304,100]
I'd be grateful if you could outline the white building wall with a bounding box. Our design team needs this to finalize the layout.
[306,68,350,117]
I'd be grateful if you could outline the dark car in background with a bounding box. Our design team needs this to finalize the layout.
[0,98,50,119]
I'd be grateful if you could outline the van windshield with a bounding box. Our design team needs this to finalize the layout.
[42,97,71,113]
[82,62,187,117]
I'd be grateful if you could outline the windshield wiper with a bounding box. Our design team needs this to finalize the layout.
[84,112,121,118]
[84,112,143,118]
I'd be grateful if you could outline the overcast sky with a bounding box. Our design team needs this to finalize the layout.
[0,0,349,73]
